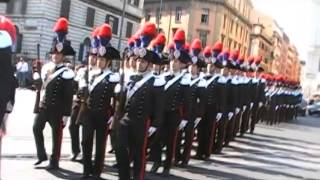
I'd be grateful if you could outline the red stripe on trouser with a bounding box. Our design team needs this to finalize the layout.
[139,118,151,180]
[207,120,216,155]
[98,125,109,174]
[185,130,195,162]
[171,128,179,167]
[56,120,64,161]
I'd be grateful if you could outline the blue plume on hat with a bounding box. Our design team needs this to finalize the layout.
[140,35,152,48]
[174,40,184,50]
[91,37,99,49]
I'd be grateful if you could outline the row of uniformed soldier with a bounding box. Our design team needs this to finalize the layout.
[30,19,302,180]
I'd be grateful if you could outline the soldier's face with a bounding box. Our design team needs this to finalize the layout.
[137,58,149,73]
[170,59,180,72]
[189,64,198,76]
[52,53,64,64]
[97,57,109,69]
[88,55,97,67]
[129,57,137,70]
[153,64,160,72]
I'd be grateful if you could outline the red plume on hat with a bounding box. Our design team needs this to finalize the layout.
[247,55,255,65]
[167,42,175,52]
[154,33,166,45]
[173,28,186,43]
[98,24,112,38]
[203,46,212,58]
[231,50,240,60]
[91,26,100,38]
[212,41,223,52]
[53,17,68,33]
[128,37,135,46]
[141,22,157,38]
[255,55,262,65]
[191,38,202,50]
[0,15,16,44]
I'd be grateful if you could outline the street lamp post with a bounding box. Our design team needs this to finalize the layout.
[117,0,127,51]
[157,0,163,32]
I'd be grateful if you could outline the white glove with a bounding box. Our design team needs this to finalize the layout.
[194,117,202,128]
[235,107,240,114]
[275,105,279,110]
[228,112,234,120]
[179,120,188,130]
[216,113,223,122]
[250,102,254,109]
[243,105,247,111]
[62,116,69,127]
[148,126,157,137]
[107,116,114,124]
[259,102,263,108]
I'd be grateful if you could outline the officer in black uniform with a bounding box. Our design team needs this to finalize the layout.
[149,28,191,176]
[33,17,75,170]
[81,23,120,179]
[195,42,222,159]
[175,39,206,166]
[115,22,165,180]
[69,27,100,162]
[0,16,16,137]
[213,51,229,154]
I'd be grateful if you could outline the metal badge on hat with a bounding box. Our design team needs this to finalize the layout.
[139,48,147,58]
[56,42,63,52]
[174,50,181,59]
[91,48,98,54]
[211,57,217,64]
[192,56,198,64]
[98,46,106,56]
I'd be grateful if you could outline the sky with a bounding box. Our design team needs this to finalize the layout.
[251,0,318,60]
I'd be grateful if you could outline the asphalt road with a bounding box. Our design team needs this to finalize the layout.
[1,89,320,180]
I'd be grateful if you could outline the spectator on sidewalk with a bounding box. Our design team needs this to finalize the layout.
[16,57,29,88]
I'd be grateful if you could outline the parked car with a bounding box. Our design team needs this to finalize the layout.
[307,101,320,115]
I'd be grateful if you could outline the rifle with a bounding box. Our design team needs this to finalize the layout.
[33,44,42,113]
[112,59,127,131]
[75,62,90,125]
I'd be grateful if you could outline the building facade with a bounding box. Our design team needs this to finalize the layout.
[143,0,253,56]
[0,0,144,62]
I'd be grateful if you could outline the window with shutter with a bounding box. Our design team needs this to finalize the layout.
[106,14,119,35]
[126,21,133,38]
[6,0,27,14]
[60,0,71,19]
[86,7,95,27]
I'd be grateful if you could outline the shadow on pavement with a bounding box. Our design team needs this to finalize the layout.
[234,138,320,159]
[209,159,307,180]
[46,167,82,180]
[184,164,260,180]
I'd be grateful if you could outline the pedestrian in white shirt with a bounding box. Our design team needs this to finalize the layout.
[16,57,29,88]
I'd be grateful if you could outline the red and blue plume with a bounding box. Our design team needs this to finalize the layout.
[183,42,190,53]
[222,49,230,61]
[173,28,186,50]
[153,33,166,53]
[231,50,239,61]
[247,55,255,65]
[140,22,157,48]
[255,55,262,65]
[167,42,175,53]
[191,38,202,57]
[98,23,112,46]
[237,55,244,64]
[53,17,68,42]
[203,46,212,58]
[212,41,223,58]
[91,26,100,49]
[0,16,16,43]
[128,37,135,49]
